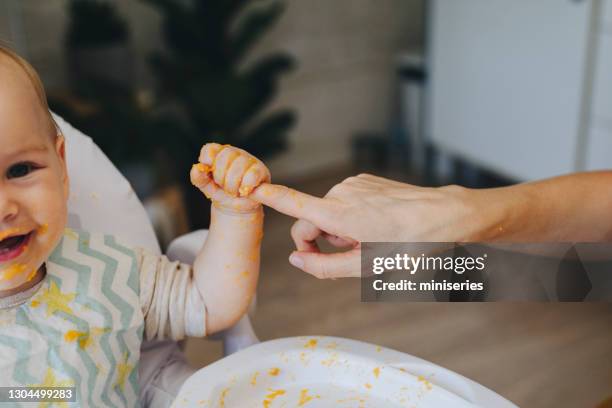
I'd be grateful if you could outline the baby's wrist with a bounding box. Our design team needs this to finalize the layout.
[212,201,263,216]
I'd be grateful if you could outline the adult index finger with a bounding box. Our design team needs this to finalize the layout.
[251,183,339,231]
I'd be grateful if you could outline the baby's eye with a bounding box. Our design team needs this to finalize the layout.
[7,163,36,179]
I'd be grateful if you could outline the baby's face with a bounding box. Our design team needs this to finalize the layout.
[0,58,68,291]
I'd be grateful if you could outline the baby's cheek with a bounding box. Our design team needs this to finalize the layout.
[36,187,68,253]
[37,216,66,255]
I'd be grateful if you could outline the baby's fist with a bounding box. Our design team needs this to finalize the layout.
[191,143,271,211]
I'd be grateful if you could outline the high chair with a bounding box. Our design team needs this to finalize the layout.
[56,114,517,407]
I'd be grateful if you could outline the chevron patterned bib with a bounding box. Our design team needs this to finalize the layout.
[0,229,144,407]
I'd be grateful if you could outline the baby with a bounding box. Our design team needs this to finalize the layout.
[0,46,269,406]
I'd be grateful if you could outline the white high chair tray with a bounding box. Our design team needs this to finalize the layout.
[173,336,514,407]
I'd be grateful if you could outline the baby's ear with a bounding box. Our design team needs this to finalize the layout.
[55,134,70,197]
[55,134,65,158]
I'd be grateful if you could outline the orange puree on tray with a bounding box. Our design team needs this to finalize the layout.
[263,389,285,408]
[298,389,319,406]
[304,338,318,349]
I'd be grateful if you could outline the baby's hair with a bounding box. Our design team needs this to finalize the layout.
[0,43,59,138]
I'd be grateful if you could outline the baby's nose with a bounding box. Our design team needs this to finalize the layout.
[0,191,18,223]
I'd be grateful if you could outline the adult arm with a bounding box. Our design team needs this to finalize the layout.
[250,172,612,278]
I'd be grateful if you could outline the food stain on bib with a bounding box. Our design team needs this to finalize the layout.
[64,327,110,350]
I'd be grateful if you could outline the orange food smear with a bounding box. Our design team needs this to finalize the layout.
[373,367,380,378]
[64,330,80,342]
[64,330,92,349]
[0,228,21,241]
[298,389,319,406]
[268,367,280,376]
[250,371,259,386]
[304,339,318,349]
[196,163,210,173]
[239,185,252,197]
[418,375,433,390]
[1,264,26,281]
[263,389,285,408]
[26,267,37,282]
[218,387,230,408]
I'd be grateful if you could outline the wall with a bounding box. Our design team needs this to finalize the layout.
[2,0,424,181]
[1,0,161,90]
[253,0,424,180]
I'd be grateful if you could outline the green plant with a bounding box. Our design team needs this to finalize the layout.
[66,0,129,48]
[54,0,296,228]
[143,0,296,159]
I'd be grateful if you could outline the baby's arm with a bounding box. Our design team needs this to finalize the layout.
[189,144,270,334]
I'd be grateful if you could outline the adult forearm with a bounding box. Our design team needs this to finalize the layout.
[475,171,612,242]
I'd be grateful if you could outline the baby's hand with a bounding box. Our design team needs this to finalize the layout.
[190,143,271,212]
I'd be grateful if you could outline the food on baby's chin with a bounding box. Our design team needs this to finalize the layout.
[0,263,26,281]
[26,268,38,282]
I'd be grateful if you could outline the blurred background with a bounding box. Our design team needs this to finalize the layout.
[1,0,611,407]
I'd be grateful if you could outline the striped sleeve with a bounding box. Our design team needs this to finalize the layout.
[134,248,207,340]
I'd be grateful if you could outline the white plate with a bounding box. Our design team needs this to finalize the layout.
[173,336,516,407]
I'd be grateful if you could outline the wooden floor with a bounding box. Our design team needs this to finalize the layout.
[185,168,612,408]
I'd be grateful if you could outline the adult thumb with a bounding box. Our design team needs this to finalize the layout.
[288,248,361,279]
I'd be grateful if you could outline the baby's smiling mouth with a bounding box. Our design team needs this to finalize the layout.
[0,232,32,262]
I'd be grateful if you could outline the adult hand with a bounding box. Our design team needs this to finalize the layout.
[251,173,512,279]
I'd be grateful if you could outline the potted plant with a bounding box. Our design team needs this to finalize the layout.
[65,0,132,91]
[143,0,297,227]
